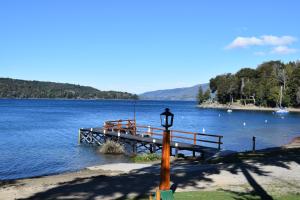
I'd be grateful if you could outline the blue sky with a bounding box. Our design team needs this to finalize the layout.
[1,0,299,94]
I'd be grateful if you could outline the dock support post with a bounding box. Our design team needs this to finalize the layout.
[252,136,256,153]
[132,142,137,154]
[150,144,153,153]
[201,152,204,159]
[153,144,156,153]
[193,151,195,157]
[78,129,82,144]
[152,139,156,153]
[175,143,178,157]
[218,136,222,150]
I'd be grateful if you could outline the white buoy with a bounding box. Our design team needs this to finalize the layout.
[118,131,121,137]
[175,143,178,147]
[243,122,246,126]
[147,126,151,133]
[152,139,156,143]
[202,128,206,133]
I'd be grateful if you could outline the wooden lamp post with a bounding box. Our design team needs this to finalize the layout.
[159,108,174,190]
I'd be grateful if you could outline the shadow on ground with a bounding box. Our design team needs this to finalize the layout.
[14,148,300,200]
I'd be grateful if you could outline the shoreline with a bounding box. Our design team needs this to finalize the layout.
[0,138,299,199]
[2,137,299,182]
[198,102,300,113]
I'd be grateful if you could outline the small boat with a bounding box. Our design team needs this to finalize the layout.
[227,109,232,113]
[276,108,289,114]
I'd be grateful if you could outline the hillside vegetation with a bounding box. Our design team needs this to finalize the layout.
[205,60,300,108]
[0,78,138,100]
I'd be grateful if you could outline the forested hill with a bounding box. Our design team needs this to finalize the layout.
[0,78,138,100]
[208,60,300,108]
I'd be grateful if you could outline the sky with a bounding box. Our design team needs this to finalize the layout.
[1,0,300,94]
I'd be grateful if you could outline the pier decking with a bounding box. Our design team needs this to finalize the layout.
[79,119,223,157]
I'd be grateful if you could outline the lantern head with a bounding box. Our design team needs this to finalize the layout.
[160,108,174,130]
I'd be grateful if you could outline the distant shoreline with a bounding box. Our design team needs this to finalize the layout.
[198,102,300,113]
[0,98,137,101]
[0,98,195,102]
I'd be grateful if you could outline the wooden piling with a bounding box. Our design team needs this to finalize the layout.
[78,129,82,144]
[132,142,137,154]
[218,136,222,150]
[150,144,153,153]
[252,136,256,153]
[152,143,156,153]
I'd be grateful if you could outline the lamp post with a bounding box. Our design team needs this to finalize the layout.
[159,108,174,190]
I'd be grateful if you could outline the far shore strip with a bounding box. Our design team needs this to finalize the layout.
[198,103,300,113]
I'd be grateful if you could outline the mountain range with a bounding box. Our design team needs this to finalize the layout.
[139,83,209,101]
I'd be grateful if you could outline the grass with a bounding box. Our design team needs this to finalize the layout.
[138,191,299,200]
[173,191,300,200]
[132,153,161,162]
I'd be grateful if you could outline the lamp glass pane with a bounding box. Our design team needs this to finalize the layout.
[168,115,173,126]
[160,115,166,126]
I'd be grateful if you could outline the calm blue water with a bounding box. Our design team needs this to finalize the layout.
[0,99,299,180]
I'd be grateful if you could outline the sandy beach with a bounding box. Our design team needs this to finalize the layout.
[1,138,299,200]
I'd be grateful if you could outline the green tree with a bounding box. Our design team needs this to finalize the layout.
[208,60,300,107]
[203,89,211,101]
[197,86,204,104]
[287,66,300,107]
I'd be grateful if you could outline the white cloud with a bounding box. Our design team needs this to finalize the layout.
[271,46,298,55]
[226,35,297,49]
[261,35,296,46]
[226,36,262,49]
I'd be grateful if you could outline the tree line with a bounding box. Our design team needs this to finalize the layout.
[198,60,300,108]
[0,78,138,100]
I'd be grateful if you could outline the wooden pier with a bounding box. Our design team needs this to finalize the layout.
[79,119,223,157]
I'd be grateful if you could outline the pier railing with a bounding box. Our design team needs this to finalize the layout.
[104,119,223,150]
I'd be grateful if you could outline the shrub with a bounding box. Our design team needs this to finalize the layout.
[133,153,161,162]
[99,140,125,154]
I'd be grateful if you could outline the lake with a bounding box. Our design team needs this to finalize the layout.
[0,99,299,180]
